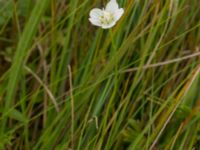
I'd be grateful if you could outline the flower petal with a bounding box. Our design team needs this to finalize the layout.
[114,8,124,21]
[89,8,103,19]
[105,0,119,13]
[89,18,102,27]
[101,21,116,29]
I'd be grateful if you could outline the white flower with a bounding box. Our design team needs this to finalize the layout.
[89,0,124,29]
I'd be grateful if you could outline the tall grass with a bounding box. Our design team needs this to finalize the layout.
[0,0,200,149]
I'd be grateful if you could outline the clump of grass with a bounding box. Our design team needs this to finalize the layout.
[0,0,200,149]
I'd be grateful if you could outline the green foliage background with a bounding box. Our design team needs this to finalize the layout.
[0,0,200,149]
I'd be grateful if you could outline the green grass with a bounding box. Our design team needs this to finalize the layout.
[0,0,200,149]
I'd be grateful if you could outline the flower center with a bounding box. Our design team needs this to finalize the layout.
[99,11,115,25]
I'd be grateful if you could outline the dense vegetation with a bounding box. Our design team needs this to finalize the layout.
[0,0,200,149]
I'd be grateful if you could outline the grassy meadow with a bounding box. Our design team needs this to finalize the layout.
[0,0,200,149]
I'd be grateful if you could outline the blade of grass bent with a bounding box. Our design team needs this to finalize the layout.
[2,0,49,132]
